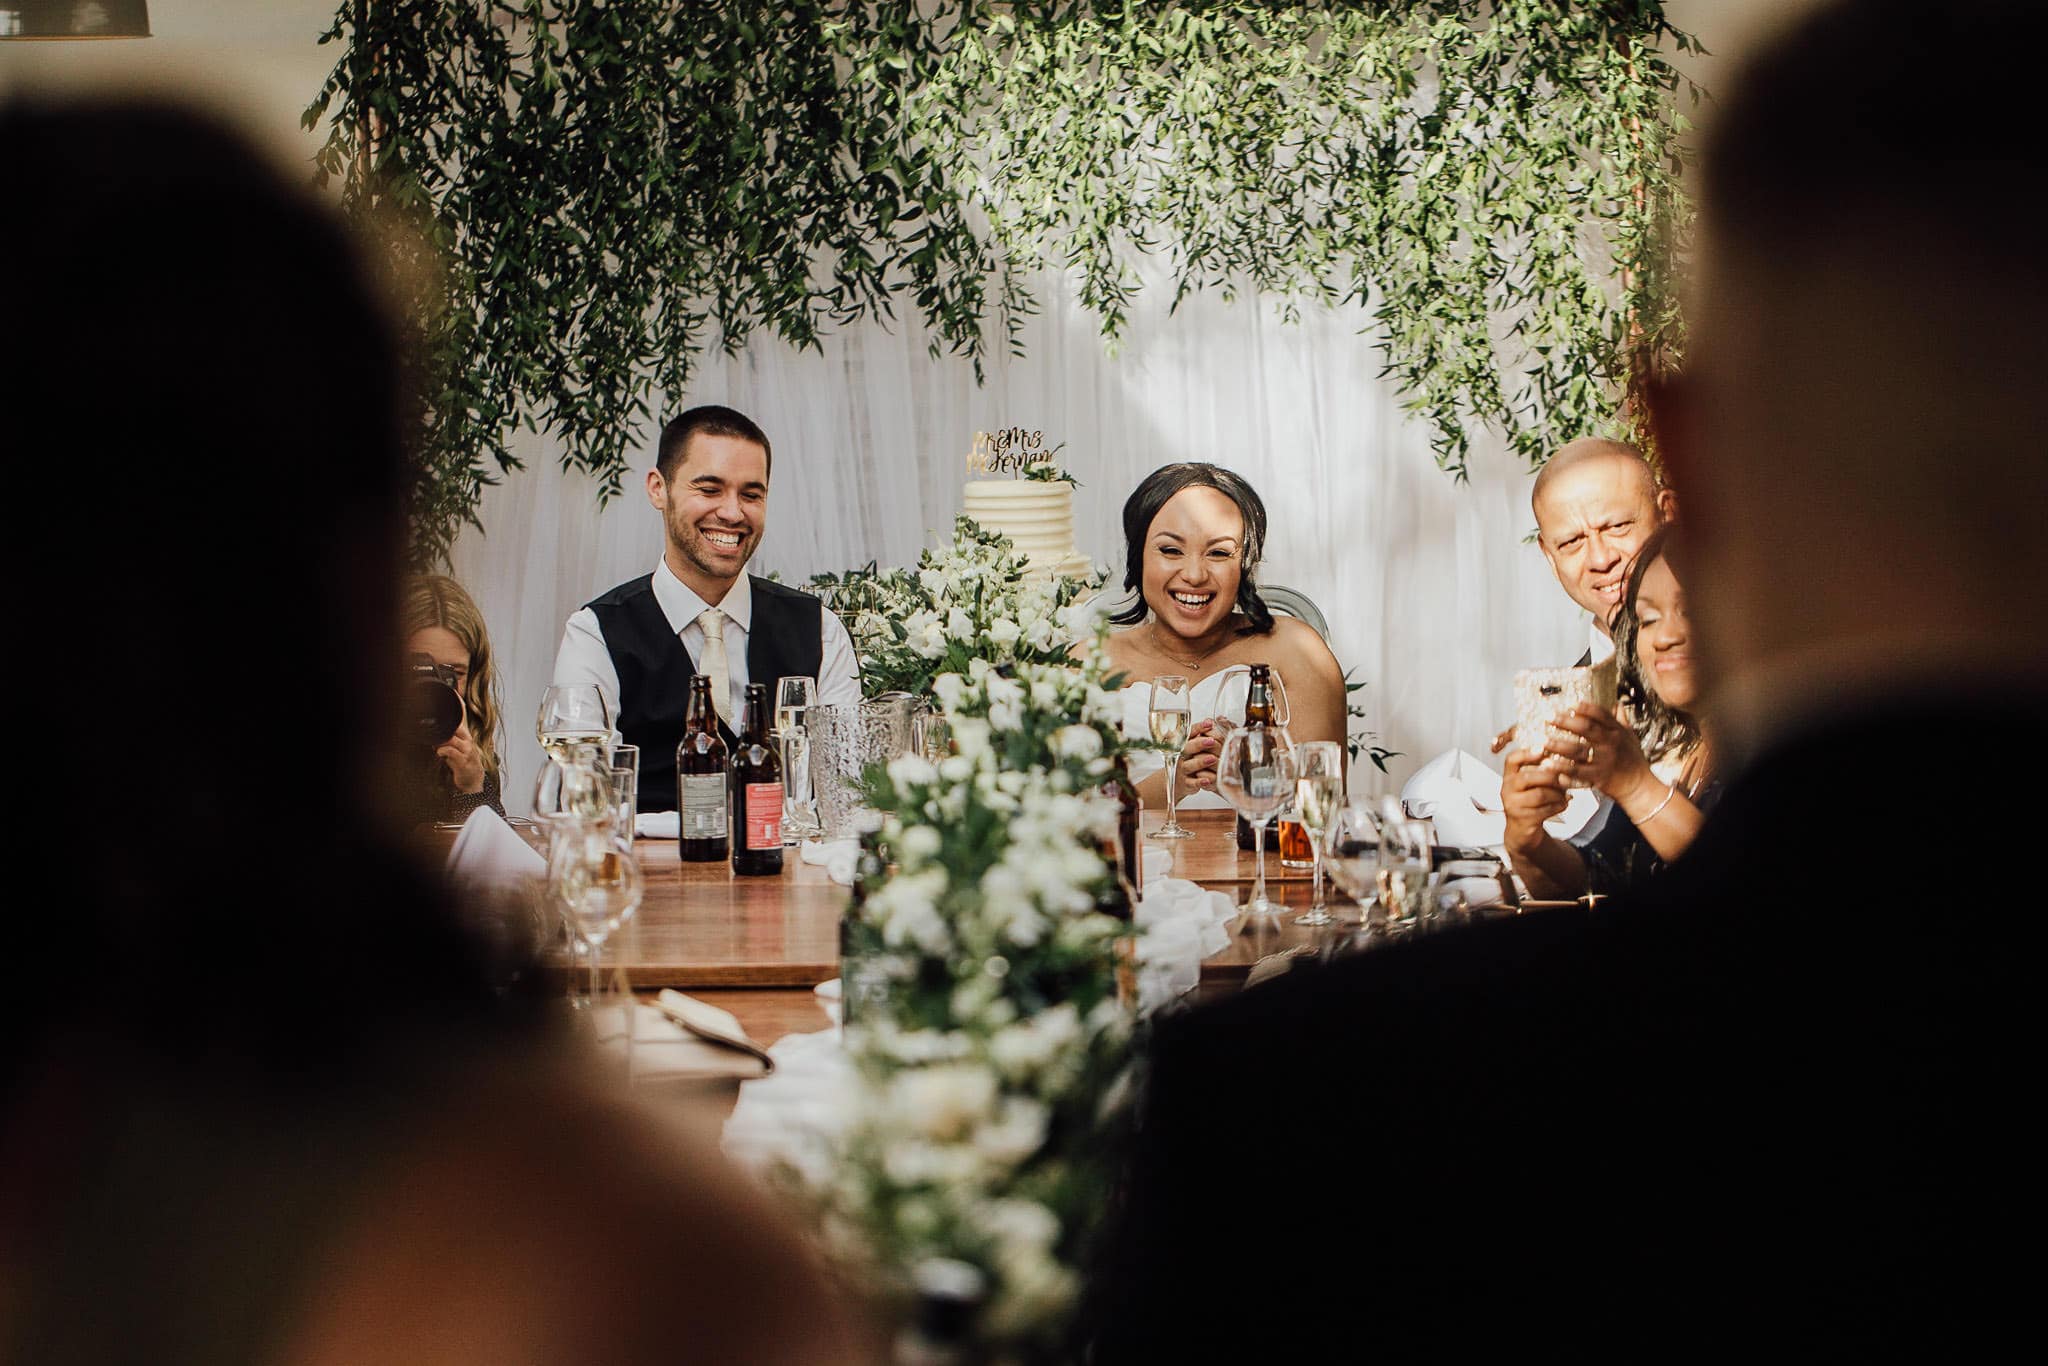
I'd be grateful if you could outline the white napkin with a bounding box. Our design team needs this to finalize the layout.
[1133,877,1237,1013]
[594,1001,773,1083]
[1399,747,1601,845]
[1442,874,1506,910]
[723,1029,857,1185]
[1139,844,1170,887]
[800,838,859,886]
[634,810,679,839]
[444,806,545,890]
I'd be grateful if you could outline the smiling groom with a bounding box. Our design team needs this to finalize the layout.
[552,405,861,811]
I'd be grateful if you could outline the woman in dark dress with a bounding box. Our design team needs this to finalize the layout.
[1503,530,1719,898]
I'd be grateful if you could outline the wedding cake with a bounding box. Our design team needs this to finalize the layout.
[962,478,1092,580]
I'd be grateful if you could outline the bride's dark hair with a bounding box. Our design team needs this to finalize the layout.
[1109,463,1274,635]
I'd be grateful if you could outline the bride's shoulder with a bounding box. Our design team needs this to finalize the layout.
[1262,615,1342,674]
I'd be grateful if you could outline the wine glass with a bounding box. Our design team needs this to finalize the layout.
[1377,816,1434,936]
[550,822,645,1057]
[1291,741,1345,926]
[1217,723,1296,919]
[536,684,612,764]
[1149,674,1194,839]
[531,752,614,830]
[1322,801,1380,908]
[774,676,820,843]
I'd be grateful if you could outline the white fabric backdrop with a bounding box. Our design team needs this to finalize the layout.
[451,269,1587,812]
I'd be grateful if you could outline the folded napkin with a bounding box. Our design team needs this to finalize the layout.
[1133,877,1238,1013]
[595,991,775,1084]
[634,810,679,839]
[1400,747,1602,846]
[800,838,859,886]
[1442,874,1506,910]
[444,805,546,890]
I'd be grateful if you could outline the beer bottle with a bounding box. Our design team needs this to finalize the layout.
[1235,662,1278,851]
[1100,749,1142,892]
[677,673,729,863]
[729,681,785,876]
[841,825,887,1026]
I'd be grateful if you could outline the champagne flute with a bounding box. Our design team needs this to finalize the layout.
[1217,724,1295,919]
[774,676,820,843]
[1291,741,1345,926]
[1377,817,1434,936]
[1149,674,1194,839]
[536,684,612,764]
[551,823,644,1063]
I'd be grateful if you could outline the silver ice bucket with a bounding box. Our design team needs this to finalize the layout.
[808,694,917,839]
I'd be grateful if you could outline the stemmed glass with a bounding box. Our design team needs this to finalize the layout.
[1149,675,1194,839]
[1377,816,1434,936]
[774,676,819,844]
[1291,741,1345,926]
[1217,724,1296,919]
[549,819,644,1059]
[536,684,612,764]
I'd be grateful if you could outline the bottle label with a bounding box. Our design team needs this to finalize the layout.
[744,782,784,850]
[682,774,727,839]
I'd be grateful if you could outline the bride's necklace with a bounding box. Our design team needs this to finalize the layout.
[1150,622,1227,673]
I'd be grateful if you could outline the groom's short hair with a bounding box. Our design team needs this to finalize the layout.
[657,405,774,482]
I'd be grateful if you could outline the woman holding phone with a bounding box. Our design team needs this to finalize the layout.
[1502,530,1719,898]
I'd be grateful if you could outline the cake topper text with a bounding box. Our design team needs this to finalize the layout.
[967,427,1057,476]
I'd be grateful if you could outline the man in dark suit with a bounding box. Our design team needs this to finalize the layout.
[1091,1,2045,1357]
[553,405,862,810]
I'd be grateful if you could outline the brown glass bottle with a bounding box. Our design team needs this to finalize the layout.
[729,682,785,875]
[677,673,729,863]
[1100,750,1142,893]
[1235,662,1278,851]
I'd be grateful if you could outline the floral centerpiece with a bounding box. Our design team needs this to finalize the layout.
[808,516,1107,698]
[768,646,1138,1359]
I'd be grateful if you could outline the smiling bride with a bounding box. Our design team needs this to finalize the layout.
[1093,463,1346,808]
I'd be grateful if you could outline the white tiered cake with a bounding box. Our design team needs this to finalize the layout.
[962,479,1092,580]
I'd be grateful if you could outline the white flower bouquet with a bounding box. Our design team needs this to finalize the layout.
[775,639,1140,1359]
[809,516,1107,698]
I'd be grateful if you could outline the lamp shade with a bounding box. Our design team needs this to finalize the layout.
[0,1,150,38]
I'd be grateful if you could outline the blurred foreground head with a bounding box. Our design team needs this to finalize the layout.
[0,100,499,1068]
[1659,0,2048,744]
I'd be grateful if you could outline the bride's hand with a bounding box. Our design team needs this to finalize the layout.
[1179,718,1223,791]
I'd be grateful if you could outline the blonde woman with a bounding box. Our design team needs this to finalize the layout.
[403,574,507,820]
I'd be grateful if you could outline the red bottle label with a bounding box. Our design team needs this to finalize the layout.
[745,783,783,850]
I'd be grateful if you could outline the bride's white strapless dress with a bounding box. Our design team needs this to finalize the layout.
[1117,670,1259,810]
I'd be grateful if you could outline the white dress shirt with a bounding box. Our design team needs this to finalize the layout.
[553,559,862,727]
[1587,620,1616,665]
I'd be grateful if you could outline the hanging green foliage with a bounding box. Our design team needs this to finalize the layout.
[306,2,1700,562]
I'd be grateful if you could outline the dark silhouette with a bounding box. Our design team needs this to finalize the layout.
[1091,1,2045,1356]
[0,101,855,1365]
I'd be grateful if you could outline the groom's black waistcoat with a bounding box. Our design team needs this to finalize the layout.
[586,574,823,811]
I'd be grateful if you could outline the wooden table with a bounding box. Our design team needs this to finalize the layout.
[605,807,1357,993]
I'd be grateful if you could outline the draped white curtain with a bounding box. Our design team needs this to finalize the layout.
[451,269,1588,811]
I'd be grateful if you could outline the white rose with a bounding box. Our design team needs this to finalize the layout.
[892,1064,998,1142]
[950,718,992,759]
[987,616,1022,649]
[945,605,975,639]
[899,822,942,861]
[918,567,949,597]
[932,672,969,715]
[973,1097,1050,1166]
[887,753,939,788]
[1051,724,1103,761]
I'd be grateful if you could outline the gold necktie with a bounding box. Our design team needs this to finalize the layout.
[695,607,735,729]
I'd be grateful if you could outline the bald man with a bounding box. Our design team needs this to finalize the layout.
[1532,437,1676,664]
[1094,2,2043,1357]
